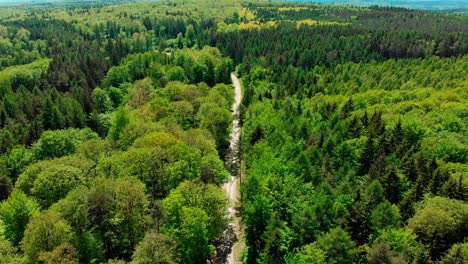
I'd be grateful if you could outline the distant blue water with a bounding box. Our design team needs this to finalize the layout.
[277,0,468,10]
[0,0,146,5]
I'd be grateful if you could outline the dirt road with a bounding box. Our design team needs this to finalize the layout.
[221,73,244,264]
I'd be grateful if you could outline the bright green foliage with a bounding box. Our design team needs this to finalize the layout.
[104,66,131,89]
[100,133,180,197]
[30,164,84,208]
[436,162,468,200]
[168,100,194,129]
[76,139,112,164]
[88,177,148,260]
[286,243,326,264]
[184,24,196,48]
[0,0,467,263]
[177,207,212,264]
[260,214,294,264]
[315,227,356,264]
[164,181,227,241]
[239,48,468,262]
[198,103,232,150]
[98,129,227,199]
[290,190,336,246]
[50,187,89,230]
[370,201,401,233]
[439,242,468,264]
[32,128,98,161]
[372,228,428,263]
[0,145,34,183]
[21,210,74,263]
[1,2,235,264]
[50,186,102,263]
[0,190,40,245]
[0,237,23,264]
[113,177,149,251]
[200,154,230,184]
[93,88,113,114]
[364,180,386,209]
[99,48,234,153]
[108,107,130,142]
[167,66,186,82]
[243,185,273,262]
[108,86,126,108]
[374,228,420,255]
[408,196,468,259]
[131,231,177,264]
[15,156,94,207]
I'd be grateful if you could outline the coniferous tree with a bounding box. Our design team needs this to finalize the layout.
[0,175,13,201]
[383,166,401,204]
[359,136,375,176]
[368,111,385,139]
[40,97,64,130]
[347,191,370,245]
[340,98,354,120]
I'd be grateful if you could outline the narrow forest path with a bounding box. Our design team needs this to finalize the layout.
[221,73,245,264]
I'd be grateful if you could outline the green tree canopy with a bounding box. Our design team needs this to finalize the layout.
[131,231,177,264]
[21,210,74,263]
[32,128,98,161]
[370,201,401,233]
[316,227,356,264]
[408,196,468,259]
[164,181,227,241]
[0,190,40,246]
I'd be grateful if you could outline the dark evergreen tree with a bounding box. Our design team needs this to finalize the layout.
[340,98,354,120]
[383,166,401,204]
[40,97,64,130]
[359,136,375,176]
[0,175,13,201]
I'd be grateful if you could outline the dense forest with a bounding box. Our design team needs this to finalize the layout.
[0,0,467,263]
[277,0,468,11]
